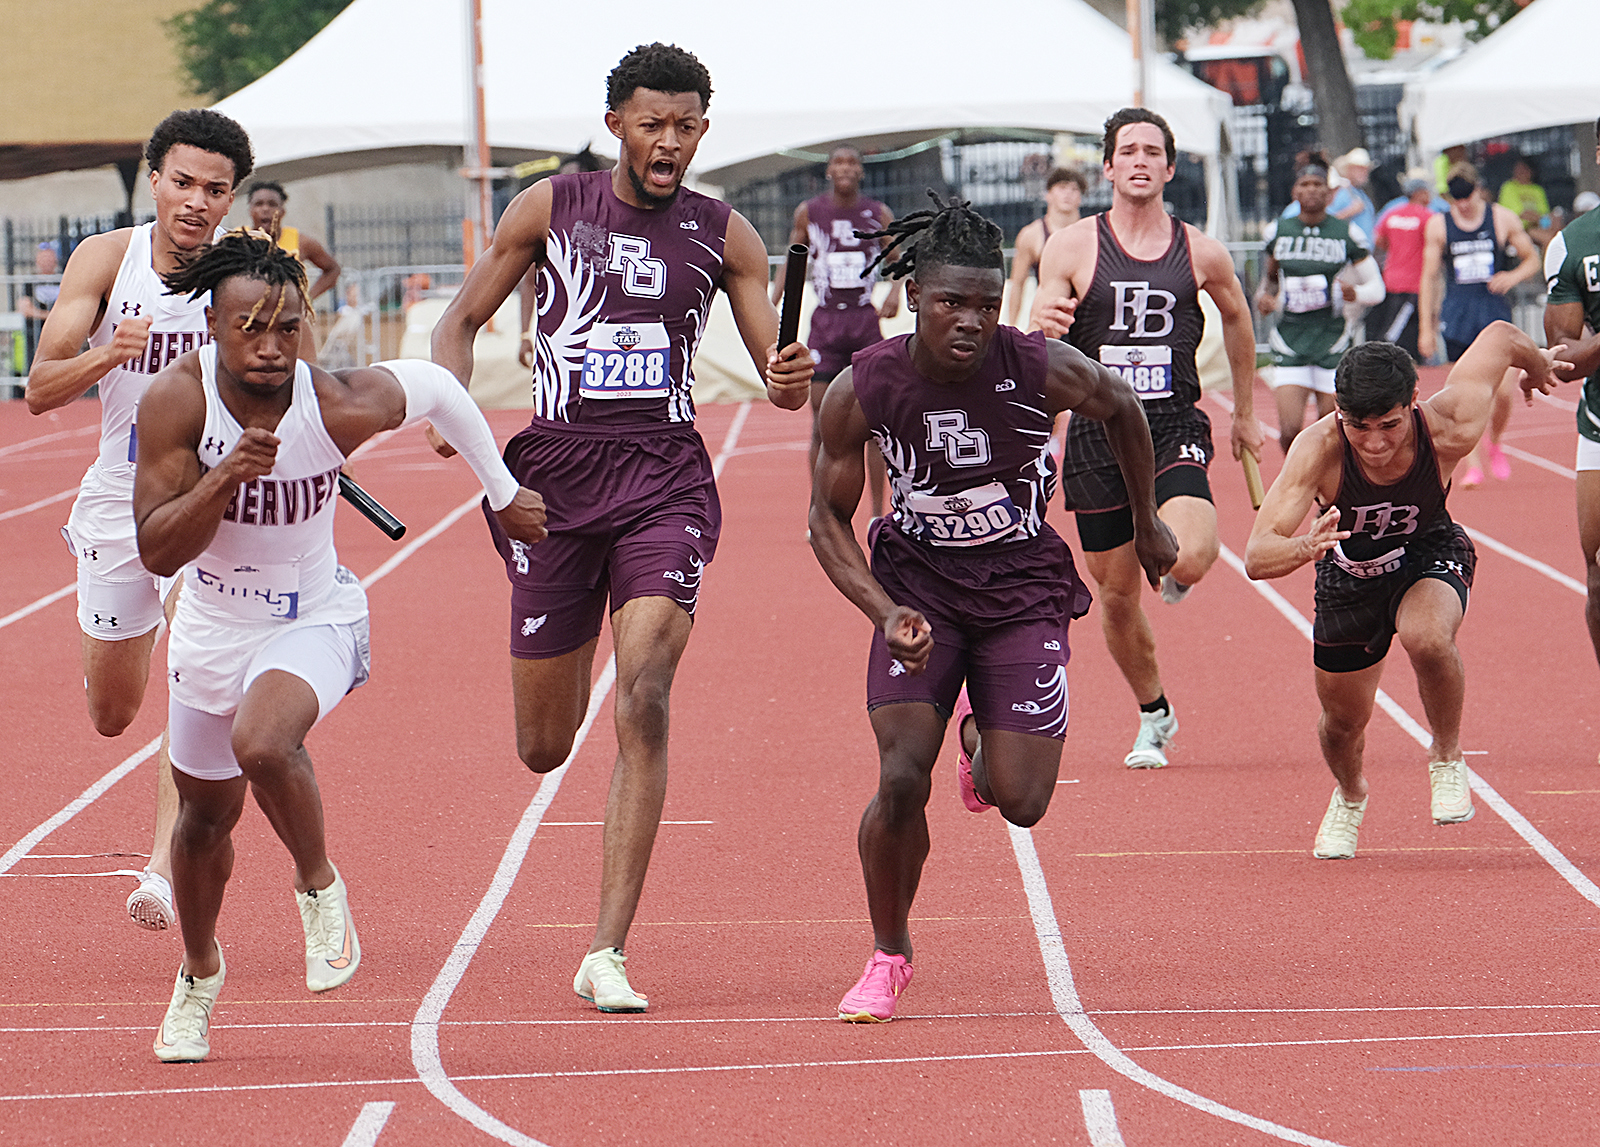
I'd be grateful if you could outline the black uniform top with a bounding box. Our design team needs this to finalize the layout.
[1319,407,1454,576]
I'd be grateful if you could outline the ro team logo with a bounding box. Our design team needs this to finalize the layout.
[1348,501,1421,540]
[924,410,990,467]
[607,235,667,299]
[1109,280,1177,338]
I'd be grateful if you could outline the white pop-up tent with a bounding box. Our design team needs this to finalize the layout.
[215,0,1231,183]
[1403,0,1600,159]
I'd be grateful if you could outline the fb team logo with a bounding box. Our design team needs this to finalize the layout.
[613,326,641,351]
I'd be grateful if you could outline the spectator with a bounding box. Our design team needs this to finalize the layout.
[18,242,61,362]
[1497,156,1553,250]
[1366,175,1434,360]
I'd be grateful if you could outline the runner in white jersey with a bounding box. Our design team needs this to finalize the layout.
[133,231,545,1063]
[25,109,254,931]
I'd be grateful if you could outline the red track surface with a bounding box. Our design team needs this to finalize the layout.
[2,372,1598,1146]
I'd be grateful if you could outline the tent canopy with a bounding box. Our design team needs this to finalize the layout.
[1403,0,1600,159]
[214,0,1230,186]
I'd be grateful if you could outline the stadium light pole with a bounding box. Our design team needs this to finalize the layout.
[1126,0,1154,108]
[462,0,495,268]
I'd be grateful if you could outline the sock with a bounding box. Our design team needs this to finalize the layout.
[1140,695,1169,716]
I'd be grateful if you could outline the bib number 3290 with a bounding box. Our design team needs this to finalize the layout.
[581,322,670,399]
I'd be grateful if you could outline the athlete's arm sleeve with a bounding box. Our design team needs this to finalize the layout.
[377,358,520,511]
[1340,257,1385,306]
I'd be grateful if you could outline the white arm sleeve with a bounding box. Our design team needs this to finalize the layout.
[375,359,520,511]
[1339,257,1386,306]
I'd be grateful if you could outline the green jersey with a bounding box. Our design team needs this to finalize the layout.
[1543,210,1600,443]
[1264,214,1370,369]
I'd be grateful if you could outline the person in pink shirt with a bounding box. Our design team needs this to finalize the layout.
[1365,175,1435,362]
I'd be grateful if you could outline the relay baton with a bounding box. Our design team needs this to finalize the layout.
[777,243,808,351]
[1241,451,1265,510]
[338,473,407,540]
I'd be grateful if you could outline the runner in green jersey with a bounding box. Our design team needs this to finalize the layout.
[1543,120,1600,683]
[1257,156,1385,453]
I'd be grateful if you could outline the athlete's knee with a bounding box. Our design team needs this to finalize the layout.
[874,753,933,821]
[1398,623,1458,671]
[516,724,578,774]
[614,672,673,751]
[173,790,243,850]
[86,694,139,738]
[1318,706,1367,749]
[229,725,302,783]
[997,788,1052,829]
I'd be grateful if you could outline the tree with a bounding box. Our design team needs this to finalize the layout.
[1155,0,1268,46]
[168,0,356,102]
[1340,0,1526,60]
[1291,0,1362,157]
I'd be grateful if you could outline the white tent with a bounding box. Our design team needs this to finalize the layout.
[214,0,1231,184]
[1403,0,1600,159]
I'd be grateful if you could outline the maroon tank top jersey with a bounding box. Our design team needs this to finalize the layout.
[852,327,1057,548]
[807,194,887,312]
[531,170,733,427]
[1067,213,1204,410]
[1322,407,1454,577]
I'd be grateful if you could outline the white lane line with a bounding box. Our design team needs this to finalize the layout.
[0,487,75,523]
[1009,824,1349,1147]
[341,1101,396,1147]
[0,424,98,460]
[0,583,74,633]
[1462,525,1585,594]
[358,493,481,590]
[0,735,163,876]
[411,403,753,1147]
[1501,443,1576,479]
[1217,541,1600,915]
[1080,1090,1128,1147]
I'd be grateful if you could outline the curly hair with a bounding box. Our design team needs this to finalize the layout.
[163,229,309,332]
[858,191,1004,282]
[145,109,254,188]
[606,43,713,111]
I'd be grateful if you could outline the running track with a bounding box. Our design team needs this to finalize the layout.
[2,370,1598,1145]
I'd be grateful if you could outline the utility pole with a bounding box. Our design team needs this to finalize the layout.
[461,0,496,267]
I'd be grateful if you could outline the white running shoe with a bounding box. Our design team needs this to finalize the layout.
[297,863,360,993]
[1159,574,1192,605]
[1429,758,1475,824]
[1124,707,1178,769]
[1313,788,1368,859]
[574,947,648,1013]
[127,869,175,931]
[153,944,224,1063]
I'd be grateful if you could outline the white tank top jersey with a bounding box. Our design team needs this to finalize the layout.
[85,222,215,488]
[184,344,360,627]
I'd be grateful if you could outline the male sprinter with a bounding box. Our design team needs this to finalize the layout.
[1244,330,1566,859]
[811,195,1174,1021]
[135,231,544,1062]
[1542,117,1600,708]
[1031,107,1261,769]
[772,145,900,517]
[26,109,253,929]
[1005,167,1085,329]
[431,42,814,1013]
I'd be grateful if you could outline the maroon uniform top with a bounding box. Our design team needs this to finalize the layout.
[1067,213,1204,411]
[852,327,1058,548]
[531,170,733,428]
[1320,407,1456,576]
[807,193,887,312]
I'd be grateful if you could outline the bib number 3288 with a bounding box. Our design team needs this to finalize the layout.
[581,322,670,400]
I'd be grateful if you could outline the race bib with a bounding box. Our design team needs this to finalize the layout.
[192,561,300,620]
[1282,274,1330,314]
[905,481,1023,547]
[1330,542,1406,579]
[580,322,670,400]
[1099,344,1174,401]
[1453,249,1494,285]
[825,251,868,290]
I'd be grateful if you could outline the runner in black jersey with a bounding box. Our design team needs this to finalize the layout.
[811,195,1175,1021]
[1030,108,1263,771]
[1245,329,1568,860]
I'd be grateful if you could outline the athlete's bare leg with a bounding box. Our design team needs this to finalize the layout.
[1083,494,1218,705]
[1578,471,1600,672]
[1393,578,1467,763]
[811,380,885,518]
[81,627,160,738]
[232,669,332,894]
[1314,661,1383,803]
[147,581,184,884]
[589,595,692,954]
[169,769,246,980]
[1273,384,1313,454]
[511,636,603,774]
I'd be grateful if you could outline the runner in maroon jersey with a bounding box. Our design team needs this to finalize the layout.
[811,194,1175,1021]
[1244,329,1568,860]
[1031,107,1263,772]
[431,43,814,1014]
[772,146,901,517]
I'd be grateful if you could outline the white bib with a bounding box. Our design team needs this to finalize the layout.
[825,251,869,290]
[1453,249,1494,285]
[905,482,1023,547]
[191,560,301,620]
[1282,273,1330,314]
[581,322,671,400]
[1100,344,1174,401]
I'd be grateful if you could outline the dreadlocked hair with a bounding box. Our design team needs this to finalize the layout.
[162,228,310,331]
[858,190,1004,281]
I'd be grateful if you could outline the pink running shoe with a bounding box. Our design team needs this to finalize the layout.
[953,688,992,813]
[838,950,914,1022]
[1487,442,1511,481]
